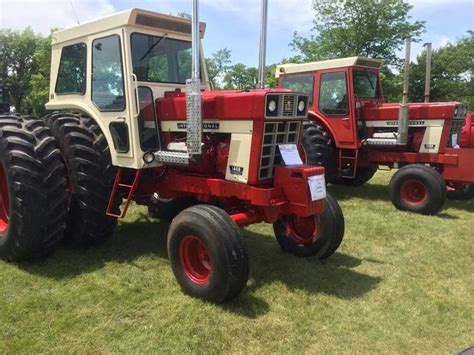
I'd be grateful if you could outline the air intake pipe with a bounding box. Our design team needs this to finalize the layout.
[257,0,268,89]
[397,37,411,145]
[423,42,432,103]
[186,0,203,155]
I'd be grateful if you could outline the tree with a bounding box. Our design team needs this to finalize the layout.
[23,34,52,115]
[223,64,258,90]
[0,28,39,113]
[206,48,232,89]
[291,0,425,67]
[408,32,473,108]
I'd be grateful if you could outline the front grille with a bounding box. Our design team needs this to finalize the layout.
[447,117,466,147]
[259,121,301,180]
[282,95,296,116]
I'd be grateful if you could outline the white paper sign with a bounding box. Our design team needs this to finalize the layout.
[308,175,327,201]
[452,134,459,148]
[278,144,303,166]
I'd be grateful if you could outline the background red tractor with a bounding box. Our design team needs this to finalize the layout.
[0,2,345,303]
[276,38,474,214]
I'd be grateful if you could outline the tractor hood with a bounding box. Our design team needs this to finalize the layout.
[156,88,293,122]
[361,102,462,121]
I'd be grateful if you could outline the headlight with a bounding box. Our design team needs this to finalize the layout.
[143,152,155,164]
[298,100,306,113]
[268,100,277,113]
[266,95,279,117]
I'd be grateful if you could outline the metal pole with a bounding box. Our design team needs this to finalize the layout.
[423,42,432,103]
[397,37,411,145]
[257,0,268,89]
[186,0,202,155]
[191,0,200,80]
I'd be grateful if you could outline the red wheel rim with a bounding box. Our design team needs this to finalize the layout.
[400,179,427,206]
[0,162,10,235]
[179,236,212,284]
[286,215,321,245]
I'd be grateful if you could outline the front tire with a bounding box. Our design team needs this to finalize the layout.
[167,205,249,303]
[0,115,67,260]
[45,112,121,246]
[389,164,447,215]
[273,193,345,258]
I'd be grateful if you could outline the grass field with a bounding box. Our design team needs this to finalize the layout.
[1,171,473,354]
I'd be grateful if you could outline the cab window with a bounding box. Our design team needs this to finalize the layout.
[55,43,86,94]
[281,74,314,103]
[319,72,348,115]
[353,70,379,98]
[92,35,125,112]
[131,33,192,84]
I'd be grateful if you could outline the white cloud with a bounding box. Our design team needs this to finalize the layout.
[438,35,450,47]
[0,0,115,34]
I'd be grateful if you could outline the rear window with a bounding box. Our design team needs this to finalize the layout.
[55,43,86,94]
[281,74,314,103]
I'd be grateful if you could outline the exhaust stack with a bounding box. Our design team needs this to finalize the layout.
[423,42,432,103]
[397,37,411,145]
[257,0,268,89]
[186,0,203,155]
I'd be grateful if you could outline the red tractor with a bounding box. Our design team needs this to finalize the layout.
[0,3,345,303]
[276,39,474,214]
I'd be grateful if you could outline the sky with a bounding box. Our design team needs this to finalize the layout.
[1,0,473,66]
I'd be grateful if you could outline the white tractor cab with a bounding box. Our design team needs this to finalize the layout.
[46,9,209,169]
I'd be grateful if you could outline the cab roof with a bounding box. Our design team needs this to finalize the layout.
[51,8,206,45]
[275,56,384,78]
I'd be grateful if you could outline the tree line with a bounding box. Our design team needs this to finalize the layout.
[0,0,472,116]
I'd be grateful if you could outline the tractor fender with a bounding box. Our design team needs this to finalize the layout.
[307,111,341,148]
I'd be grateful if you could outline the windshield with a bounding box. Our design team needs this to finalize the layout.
[131,33,192,84]
[353,70,379,98]
[281,74,314,103]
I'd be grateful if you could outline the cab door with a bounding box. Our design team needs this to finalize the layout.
[315,68,357,148]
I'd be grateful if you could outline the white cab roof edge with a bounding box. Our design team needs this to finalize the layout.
[275,56,384,78]
[51,8,206,45]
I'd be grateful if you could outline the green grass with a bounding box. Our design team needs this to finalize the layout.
[1,171,473,354]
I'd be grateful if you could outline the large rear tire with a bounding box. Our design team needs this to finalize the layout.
[167,205,249,303]
[273,193,345,258]
[0,115,67,260]
[148,194,197,222]
[301,121,337,181]
[389,164,447,215]
[447,183,474,200]
[333,165,378,187]
[45,112,121,246]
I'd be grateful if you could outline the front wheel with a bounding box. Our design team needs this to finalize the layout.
[389,164,446,215]
[167,205,249,303]
[273,193,345,258]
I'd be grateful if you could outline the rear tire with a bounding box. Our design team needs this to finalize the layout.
[333,165,378,187]
[273,193,345,258]
[0,115,67,260]
[447,183,474,200]
[44,112,121,246]
[389,164,447,215]
[148,195,197,222]
[301,121,337,180]
[167,205,249,303]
